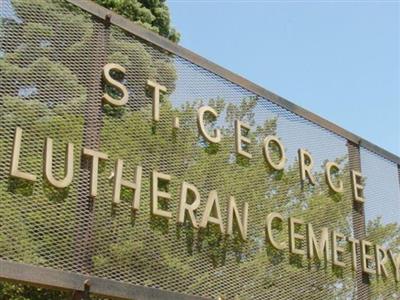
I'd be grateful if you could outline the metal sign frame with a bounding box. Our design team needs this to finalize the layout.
[0,0,399,299]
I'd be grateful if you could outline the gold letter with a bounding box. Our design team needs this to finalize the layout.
[374,244,389,278]
[197,106,221,144]
[325,161,343,193]
[388,250,400,282]
[82,148,108,197]
[227,196,248,240]
[200,190,224,233]
[306,223,329,261]
[44,138,74,188]
[289,217,305,255]
[331,231,345,268]
[235,120,252,159]
[10,127,37,182]
[263,135,286,170]
[112,159,142,210]
[361,240,375,274]
[147,80,167,122]
[177,182,201,228]
[102,63,128,106]
[151,170,172,218]
[298,149,315,185]
[265,212,286,250]
[351,170,365,203]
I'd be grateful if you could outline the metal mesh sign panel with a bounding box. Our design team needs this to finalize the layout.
[361,148,400,299]
[0,1,399,299]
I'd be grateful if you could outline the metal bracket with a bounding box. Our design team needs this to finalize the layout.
[71,280,90,300]
[104,13,111,27]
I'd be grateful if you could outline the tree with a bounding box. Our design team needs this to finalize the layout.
[0,0,177,299]
[91,0,180,42]
[1,0,399,299]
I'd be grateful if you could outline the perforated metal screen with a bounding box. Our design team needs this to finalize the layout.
[361,148,400,299]
[0,1,399,299]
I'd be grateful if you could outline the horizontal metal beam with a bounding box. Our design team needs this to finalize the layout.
[67,0,400,165]
[66,0,399,166]
[0,259,210,300]
[360,139,400,164]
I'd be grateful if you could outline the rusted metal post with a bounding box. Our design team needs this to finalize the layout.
[72,15,109,298]
[347,141,369,299]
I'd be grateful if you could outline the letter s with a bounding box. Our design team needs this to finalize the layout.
[102,63,128,106]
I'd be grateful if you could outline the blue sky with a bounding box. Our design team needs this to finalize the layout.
[168,0,400,156]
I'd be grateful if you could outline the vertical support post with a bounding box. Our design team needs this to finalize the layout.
[347,141,369,299]
[398,164,400,191]
[72,16,109,299]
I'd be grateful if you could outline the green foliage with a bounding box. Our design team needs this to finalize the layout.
[1,0,400,299]
[366,217,400,298]
[0,283,71,300]
[92,0,180,42]
[0,0,90,298]
[89,89,359,298]
[0,0,179,297]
